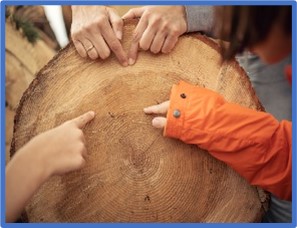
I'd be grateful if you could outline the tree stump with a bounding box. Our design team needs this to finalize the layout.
[11,20,268,222]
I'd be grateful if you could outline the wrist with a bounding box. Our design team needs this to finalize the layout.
[175,6,187,33]
[19,137,53,183]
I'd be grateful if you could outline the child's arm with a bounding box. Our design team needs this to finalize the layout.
[6,111,95,222]
[144,81,292,201]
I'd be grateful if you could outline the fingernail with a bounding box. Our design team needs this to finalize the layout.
[116,31,122,40]
[122,61,128,67]
[90,111,95,117]
[129,58,135,65]
[143,107,148,112]
[152,118,161,126]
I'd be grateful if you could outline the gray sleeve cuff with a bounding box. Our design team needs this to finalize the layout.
[184,6,214,35]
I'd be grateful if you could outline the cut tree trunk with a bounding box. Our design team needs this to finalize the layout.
[11,19,268,223]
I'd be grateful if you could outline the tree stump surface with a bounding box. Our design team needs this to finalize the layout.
[11,20,268,222]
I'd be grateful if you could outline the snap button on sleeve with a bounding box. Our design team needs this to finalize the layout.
[180,93,187,99]
[173,109,181,118]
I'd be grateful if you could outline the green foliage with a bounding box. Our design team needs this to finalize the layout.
[12,14,39,44]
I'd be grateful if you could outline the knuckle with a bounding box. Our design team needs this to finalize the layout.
[151,16,161,26]
[71,32,80,40]
[170,27,180,36]
[101,49,111,59]
[159,25,167,33]
[109,40,121,51]
[81,25,90,33]
[114,18,123,27]
[95,15,107,25]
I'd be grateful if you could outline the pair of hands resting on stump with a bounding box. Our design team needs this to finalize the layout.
[71,6,187,66]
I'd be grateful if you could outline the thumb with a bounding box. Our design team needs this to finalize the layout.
[72,111,95,129]
[122,7,145,20]
[152,117,167,129]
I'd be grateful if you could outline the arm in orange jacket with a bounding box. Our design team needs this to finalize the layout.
[144,81,292,201]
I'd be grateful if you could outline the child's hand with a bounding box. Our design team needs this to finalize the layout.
[22,111,95,177]
[143,101,169,128]
[6,111,95,222]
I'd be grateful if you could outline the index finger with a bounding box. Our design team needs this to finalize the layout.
[100,20,128,66]
[128,16,149,65]
[143,101,170,115]
[72,111,95,129]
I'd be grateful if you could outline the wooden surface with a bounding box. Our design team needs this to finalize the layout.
[11,20,268,222]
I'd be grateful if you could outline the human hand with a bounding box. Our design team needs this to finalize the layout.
[71,6,128,66]
[25,111,95,177]
[122,6,187,65]
[5,111,95,222]
[144,101,169,128]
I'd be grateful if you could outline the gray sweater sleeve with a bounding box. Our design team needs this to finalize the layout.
[184,6,214,34]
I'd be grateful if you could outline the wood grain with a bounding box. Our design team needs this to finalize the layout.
[11,19,268,222]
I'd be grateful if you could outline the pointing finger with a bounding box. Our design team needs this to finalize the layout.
[72,111,95,129]
[143,100,170,115]
[108,9,124,40]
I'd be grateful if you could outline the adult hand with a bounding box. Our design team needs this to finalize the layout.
[71,6,128,66]
[123,6,187,65]
[144,101,169,128]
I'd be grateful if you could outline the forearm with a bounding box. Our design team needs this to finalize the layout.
[184,6,214,34]
[165,81,292,200]
[6,145,50,222]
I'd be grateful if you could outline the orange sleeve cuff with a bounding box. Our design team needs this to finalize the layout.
[164,82,186,139]
[164,81,223,140]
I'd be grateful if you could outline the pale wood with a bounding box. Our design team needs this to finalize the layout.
[11,20,268,222]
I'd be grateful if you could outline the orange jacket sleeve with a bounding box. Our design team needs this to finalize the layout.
[165,81,292,201]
